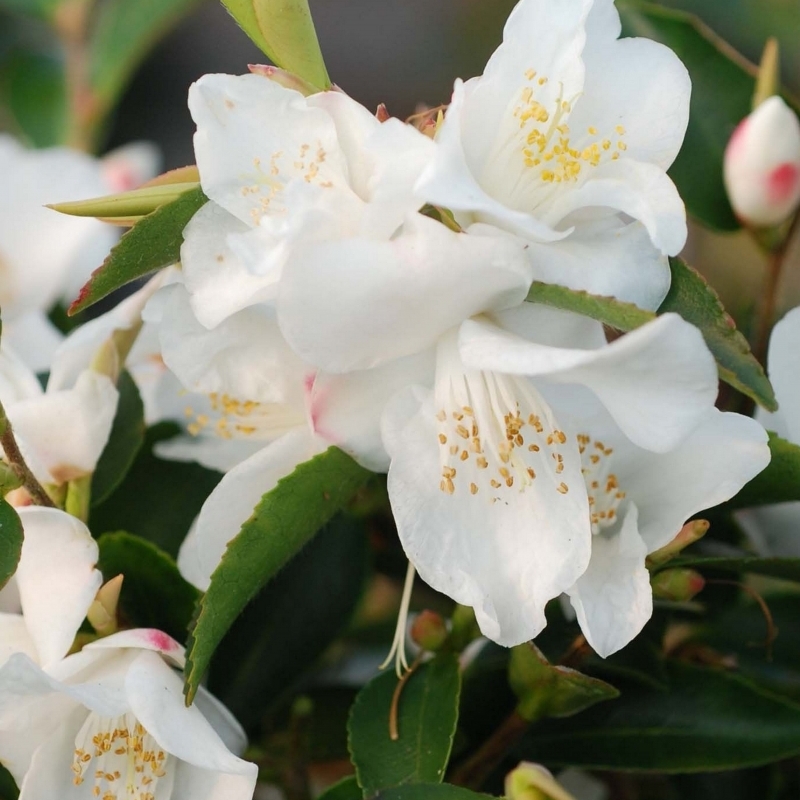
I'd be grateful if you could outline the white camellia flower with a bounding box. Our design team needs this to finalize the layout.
[723,96,800,227]
[737,307,800,556]
[0,506,256,798]
[416,0,691,310]
[0,136,158,370]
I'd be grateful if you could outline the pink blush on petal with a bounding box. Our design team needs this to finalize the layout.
[767,162,800,204]
[147,629,180,653]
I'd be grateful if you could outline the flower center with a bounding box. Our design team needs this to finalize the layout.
[435,366,571,503]
[71,711,173,799]
[578,434,627,534]
[184,392,305,441]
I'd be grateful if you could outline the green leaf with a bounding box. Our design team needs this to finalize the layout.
[97,532,199,642]
[618,1,755,230]
[0,763,18,800]
[729,432,800,508]
[220,0,330,90]
[664,556,800,584]
[659,259,776,410]
[68,187,207,315]
[509,643,619,723]
[0,0,60,17]
[90,423,222,559]
[208,514,370,731]
[318,777,362,800]
[348,654,462,796]
[184,446,371,703]
[374,785,493,800]
[0,501,23,593]
[88,0,203,122]
[91,371,145,506]
[526,258,776,411]
[519,660,800,771]
[0,50,67,147]
[49,182,200,220]
[525,281,654,330]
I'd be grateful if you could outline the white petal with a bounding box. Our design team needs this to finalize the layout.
[101,141,161,192]
[768,307,800,445]
[383,346,591,647]
[157,284,307,405]
[155,433,261,473]
[520,218,671,310]
[9,371,118,484]
[178,428,322,590]
[490,301,606,350]
[125,650,257,780]
[0,614,37,666]
[567,504,651,657]
[0,579,20,614]
[15,508,102,667]
[83,629,185,668]
[190,73,357,227]
[193,685,248,757]
[170,761,259,800]
[541,159,687,255]
[620,409,770,552]
[460,313,718,452]
[0,347,44,406]
[278,213,532,372]
[310,349,435,472]
[1,312,63,373]
[181,202,279,329]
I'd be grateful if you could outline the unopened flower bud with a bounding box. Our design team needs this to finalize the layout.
[410,610,448,651]
[87,574,124,636]
[651,568,705,602]
[724,96,800,227]
[506,762,577,800]
[646,519,709,568]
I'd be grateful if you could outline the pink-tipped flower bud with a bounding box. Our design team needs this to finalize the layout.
[651,568,705,603]
[724,96,800,227]
[410,610,448,652]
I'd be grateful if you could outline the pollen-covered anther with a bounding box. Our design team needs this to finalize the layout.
[579,433,627,534]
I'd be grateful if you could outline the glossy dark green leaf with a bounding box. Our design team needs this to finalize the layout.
[68,187,206,315]
[90,423,222,559]
[527,258,775,410]
[221,0,330,89]
[0,50,67,147]
[0,0,59,17]
[348,654,461,795]
[509,643,618,722]
[374,785,493,800]
[659,259,775,410]
[91,371,145,506]
[318,777,362,800]
[0,763,18,800]
[618,1,754,230]
[519,660,800,771]
[89,0,203,122]
[97,531,199,642]
[185,446,371,703]
[729,432,800,508]
[208,514,370,731]
[0,501,23,593]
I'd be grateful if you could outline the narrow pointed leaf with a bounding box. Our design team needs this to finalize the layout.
[96,532,200,642]
[50,182,199,219]
[318,777,362,800]
[375,787,492,800]
[348,654,462,796]
[69,186,207,315]
[0,501,23,593]
[526,258,776,410]
[663,556,800,584]
[509,643,619,723]
[184,446,370,703]
[221,0,330,90]
[519,661,800,771]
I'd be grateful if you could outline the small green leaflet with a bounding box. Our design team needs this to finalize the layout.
[0,501,23,593]
[68,186,207,315]
[729,432,800,508]
[184,446,371,703]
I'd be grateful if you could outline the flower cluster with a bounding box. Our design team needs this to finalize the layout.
[137,0,769,657]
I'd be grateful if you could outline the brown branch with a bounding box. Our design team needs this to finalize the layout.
[0,413,55,508]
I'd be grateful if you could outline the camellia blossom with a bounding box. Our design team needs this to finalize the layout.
[723,96,800,227]
[416,0,691,310]
[737,307,800,556]
[0,507,256,798]
[0,136,158,370]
